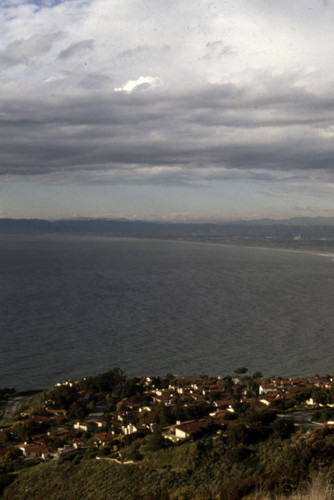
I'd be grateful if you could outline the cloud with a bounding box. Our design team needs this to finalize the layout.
[0,32,62,68]
[57,40,94,60]
[201,41,236,60]
[1,0,334,204]
[294,205,320,213]
[114,76,163,92]
[117,45,149,58]
[0,70,333,192]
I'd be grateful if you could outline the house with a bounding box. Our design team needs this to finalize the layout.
[259,394,278,406]
[116,398,140,411]
[117,408,140,423]
[33,435,48,445]
[259,384,278,396]
[138,405,152,413]
[152,392,174,406]
[48,428,73,440]
[46,408,67,417]
[202,385,227,397]
[305,397,321,407]
[55,439,88,459]
[70,438,88,449]
[77,390,92,401]
[168,378,207,393]
[28,415,49,424]
[15,443,52,460]
[20,408,34,418]
[210,411,234,428]
[93,432,114,445]
[162,419,207,442]
[213,399,235,411]
[56,444,77,458]
[73,421,96,432]
[55,379,78,388]
[121,423,148,435]
[108,418,121,434]
[86,412,105,428]
[188,393,206,403]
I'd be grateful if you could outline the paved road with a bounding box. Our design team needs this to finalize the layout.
[278,410,323,428]
[0,396,32,423]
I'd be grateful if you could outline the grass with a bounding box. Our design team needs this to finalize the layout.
[246,473,334,500]
[1,457,180,499]
[2,459,334,499]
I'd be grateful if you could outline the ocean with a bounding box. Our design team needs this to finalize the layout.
[1,235,334,390]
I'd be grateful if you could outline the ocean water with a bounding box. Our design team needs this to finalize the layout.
[1,235,334,390]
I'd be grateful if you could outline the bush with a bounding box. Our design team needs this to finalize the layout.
[170,485,198,500]
[272,418,294,439]
[141,433,167,453]
[219,476,257,500]
[227,423,251,445]
[0,473,14,495]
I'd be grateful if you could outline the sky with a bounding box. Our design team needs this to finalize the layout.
[2,0,334,221]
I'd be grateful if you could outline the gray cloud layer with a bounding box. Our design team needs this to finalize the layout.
[1,72,334,186]
[1,0,334,195]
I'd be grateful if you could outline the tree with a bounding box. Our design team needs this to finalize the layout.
[312,388,331,406]
[12,420,46,442]
[68,401,87,420]
[234,367,248,375]
[0,448,23,473]
[222,376,233,393]
[45,385,76,409]
[227,423,249,445]
[79,368,126,394]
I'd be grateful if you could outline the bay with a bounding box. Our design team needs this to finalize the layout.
[1,235,334,390]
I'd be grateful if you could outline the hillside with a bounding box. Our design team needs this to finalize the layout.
[1,370,334,498]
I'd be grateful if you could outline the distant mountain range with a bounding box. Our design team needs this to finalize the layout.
[2,217,334,243]
[234,217,334,226]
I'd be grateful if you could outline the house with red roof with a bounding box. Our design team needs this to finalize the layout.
[15,443,52,460]
[162,419,207,442]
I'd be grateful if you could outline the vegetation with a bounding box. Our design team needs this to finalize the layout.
[2,369,334,499]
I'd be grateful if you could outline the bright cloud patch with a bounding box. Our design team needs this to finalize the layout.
[114,76,162,93]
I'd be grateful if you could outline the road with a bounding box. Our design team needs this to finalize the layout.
[0,396,32,423]
[278,410,324,428]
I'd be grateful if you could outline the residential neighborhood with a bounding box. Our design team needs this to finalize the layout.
[1,369,334,466]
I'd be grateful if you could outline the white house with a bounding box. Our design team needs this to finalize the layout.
[16,443,52,460]
[162,419,207,442]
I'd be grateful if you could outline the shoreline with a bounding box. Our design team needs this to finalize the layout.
[2,232,334,257]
